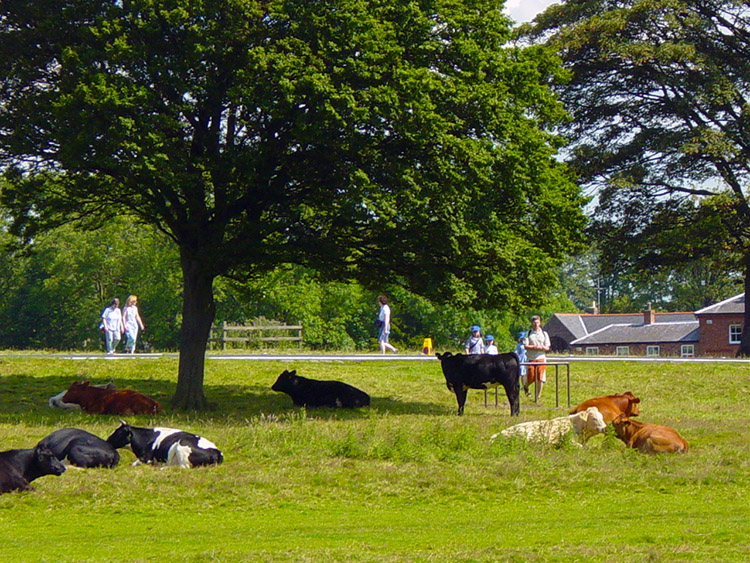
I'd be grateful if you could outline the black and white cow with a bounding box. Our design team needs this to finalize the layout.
[271,369,370,408]
[107,421,223,469]
[436,352,520,416]
[0,444,66,494]
[37,428,120,469]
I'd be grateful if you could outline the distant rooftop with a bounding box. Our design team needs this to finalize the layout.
[548,312,697,342]
[694,293,745,315]
[571,321,699,345]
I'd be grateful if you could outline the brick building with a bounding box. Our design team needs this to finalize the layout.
[543,294,745,358]
[694,294,745,356]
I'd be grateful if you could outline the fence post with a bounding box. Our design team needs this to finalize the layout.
[221,320,228,351]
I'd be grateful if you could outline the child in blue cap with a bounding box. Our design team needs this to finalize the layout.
[484,334,498,355]
[464,325,484,354]
[515,331,529,396]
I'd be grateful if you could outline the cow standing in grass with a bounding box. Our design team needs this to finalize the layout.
[436,352,520,416]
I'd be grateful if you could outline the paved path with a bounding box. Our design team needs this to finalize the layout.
[2,352,749,363]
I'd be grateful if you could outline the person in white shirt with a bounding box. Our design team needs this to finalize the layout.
[523,316,550,401]
[122,295,145,354]
[376,295,397,354]
[484,335,498,355]
[101,298,123,354]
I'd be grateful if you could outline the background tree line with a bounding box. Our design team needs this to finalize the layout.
[0,213,739,354]
[0,214,574,353]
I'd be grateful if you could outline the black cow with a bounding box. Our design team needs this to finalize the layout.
[37,428,120,469]
[0,445,66,494]
[436,352,520,416]
[271,369,370,408]
[107,421,223,468]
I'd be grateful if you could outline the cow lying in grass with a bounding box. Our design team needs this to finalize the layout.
[612,414,689,454]
[61,381,161,415]
[436,352,520,416]
[107,421,223,468]
[271,369,370,408]
[48,381,116,409]
[0,444,66,494]
[37,428,120,468]
[569,391,641,423]
[490,407,607,446]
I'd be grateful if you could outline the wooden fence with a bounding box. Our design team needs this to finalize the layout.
[209,321,303,350]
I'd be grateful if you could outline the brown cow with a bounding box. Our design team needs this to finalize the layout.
[61,381,161,415]
[569,391,641,423]
[612,414,689,454]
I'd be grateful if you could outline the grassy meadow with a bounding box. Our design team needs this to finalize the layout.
[0,355,748,562]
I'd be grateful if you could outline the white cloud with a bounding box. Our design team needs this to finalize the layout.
[505,0,559,24]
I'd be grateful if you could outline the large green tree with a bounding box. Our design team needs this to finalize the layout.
[523,0,750,354]
[0,0,585,407]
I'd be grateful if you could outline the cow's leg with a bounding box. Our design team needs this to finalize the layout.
[504,382,520,416]
[455,386,468,416]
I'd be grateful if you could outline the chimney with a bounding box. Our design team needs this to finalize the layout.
[585,301,599,315]
[643,302,655,325]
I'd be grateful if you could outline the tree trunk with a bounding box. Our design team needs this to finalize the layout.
[738,258,750,357]
[171,250,216,409]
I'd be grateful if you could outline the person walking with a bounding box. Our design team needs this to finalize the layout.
[122,295,145,354]
[464,325,484,355]
[523,316,550,401]
[101,298,124,354]
[376,295,397,354]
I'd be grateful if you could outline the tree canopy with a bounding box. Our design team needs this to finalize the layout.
[523,0,750,353]
[0,0,586,407]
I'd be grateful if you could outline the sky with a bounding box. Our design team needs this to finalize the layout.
[505,0,559,24]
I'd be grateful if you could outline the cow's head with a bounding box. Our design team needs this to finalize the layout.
[271,370,298,392]
[61,380,91,403]
[611,414,640,441]
[107,420,133,449]
[623,392,641,417]
[581,407,607,436]
[34,445,66,477]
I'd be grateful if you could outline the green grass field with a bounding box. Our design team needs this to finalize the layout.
[0,356,748,562]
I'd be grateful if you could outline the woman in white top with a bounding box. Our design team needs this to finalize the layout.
[377,295,397,354]
[122,294,145,354]
[101,298,123,354]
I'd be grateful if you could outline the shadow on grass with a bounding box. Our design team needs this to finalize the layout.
[0,374,448,426]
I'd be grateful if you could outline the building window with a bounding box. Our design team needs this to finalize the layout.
[681,345,694,358]
[729,325,742,345]
[646,345,660,357]
[585,347,599,356]
[616,346,629,356]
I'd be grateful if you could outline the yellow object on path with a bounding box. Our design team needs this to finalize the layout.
[422,338,433,355]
